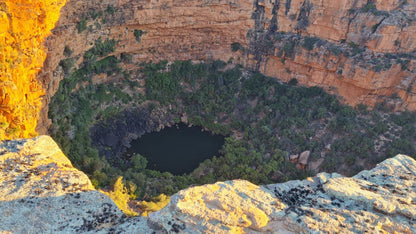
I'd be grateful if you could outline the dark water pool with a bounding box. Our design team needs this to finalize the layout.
[124,123,225,175]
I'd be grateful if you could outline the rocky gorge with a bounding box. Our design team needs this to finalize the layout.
[36,0,416,134]
[1,0,416,232]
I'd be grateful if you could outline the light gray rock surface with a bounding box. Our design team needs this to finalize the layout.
[0,136,415,233]
[0,136,154,233]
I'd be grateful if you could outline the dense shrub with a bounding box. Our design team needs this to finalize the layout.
[134,29,145,43]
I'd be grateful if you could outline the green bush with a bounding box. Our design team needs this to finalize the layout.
[362,3,376,12]
[134,29,145,43]
[283,40,296,57]
[63,46,72,57]
[105,5,116,15]
[329,45,341,55]
[59,58,75,74]
[77,17,87,33]
[103,177,138,216]
[137,194,170,216]
[302,36,319,51]
[288,78,298,86]
[84,38,116,59]
[231,42,244,52]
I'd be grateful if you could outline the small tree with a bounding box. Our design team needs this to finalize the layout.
[103,176,138,216]
[134,29,145,43]
[131,153,147,171]
[137,194,170,216]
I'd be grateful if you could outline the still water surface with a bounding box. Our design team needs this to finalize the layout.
[125,124,225,175]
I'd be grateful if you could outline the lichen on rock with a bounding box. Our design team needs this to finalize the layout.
[0,136,415,232]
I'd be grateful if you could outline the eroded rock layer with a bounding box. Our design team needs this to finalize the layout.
[0,0,67,140]
[1,0,416,137]
[0,136,415,232]
[35,0,416,134]
[246,0,416,110]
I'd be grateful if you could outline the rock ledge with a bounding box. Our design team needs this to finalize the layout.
[0,136,415,233]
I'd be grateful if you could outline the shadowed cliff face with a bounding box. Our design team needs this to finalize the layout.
[0,0,66,140]
[36,0,416,134]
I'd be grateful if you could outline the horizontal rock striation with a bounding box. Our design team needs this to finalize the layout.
[36,0,416,134]
[1,136,415,232]
[246,0,416,110]
[36,0,254,133]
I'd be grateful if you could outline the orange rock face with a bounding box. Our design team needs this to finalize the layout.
[37,0,255,133]
[0,0,66,140]
[245,0,416,110]
[2,0,415,135]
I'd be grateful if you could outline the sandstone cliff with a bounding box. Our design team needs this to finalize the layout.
[1,136,415,233]
[35,0,416,134]
[246,0,416,110]
[0,0,67,140]
[1,0,415,137]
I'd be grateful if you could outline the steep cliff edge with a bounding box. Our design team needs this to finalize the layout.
[35,0,416,133]
[1,136,415,232]
[0,0,67,140]
[1,0,415,138]
[246,0,416,109]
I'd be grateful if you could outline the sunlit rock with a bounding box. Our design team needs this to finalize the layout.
[0,136,415,232]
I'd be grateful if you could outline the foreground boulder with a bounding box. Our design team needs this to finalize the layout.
[0,136,153,233]
[0,136,415,233]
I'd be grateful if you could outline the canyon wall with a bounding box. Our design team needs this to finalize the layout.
[37,0,256,133]
[246,0,416,109]
[1,136,415,232]
[0,0,67,140]
[2,0,415,137]
[37,0,416,134]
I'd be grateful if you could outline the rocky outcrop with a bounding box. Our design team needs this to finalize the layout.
[0,135,155,233]
[0,0,67,140]
[1,136,415,232]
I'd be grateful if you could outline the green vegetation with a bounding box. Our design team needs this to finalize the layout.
[360,3,389,16]
[145,71,181,105]
[137,194,170,216]
[302,36,319,51]
[105,5,116,15]
[77,17,87,33]
[58,58,75,75]
[50,48,416,205]
[283,40,296,57]
[134,29,145,43]
[329,45,342,55]
[102,177,138,216]
[361,3,376,13]
[63,45,72,57]
[231,42,244,52]
[84,38,116,59]
[288,78,298,86]
[348,41,364,56]
[372,22,381,33]
[50,38,128,188]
